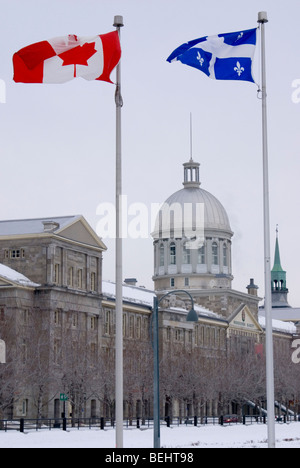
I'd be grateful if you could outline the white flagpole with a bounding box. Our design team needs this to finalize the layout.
[257,11,276,449]
[113,14,124,449]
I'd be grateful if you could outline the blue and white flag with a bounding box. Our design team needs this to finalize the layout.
[167,28,257,83]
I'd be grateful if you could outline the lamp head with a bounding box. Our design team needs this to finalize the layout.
[186,308,198,322]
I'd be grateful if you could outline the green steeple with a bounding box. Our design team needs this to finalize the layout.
[271,226,288,295]
[272,237,284,273]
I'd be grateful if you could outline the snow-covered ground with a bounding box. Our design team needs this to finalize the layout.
[1,423,300,448]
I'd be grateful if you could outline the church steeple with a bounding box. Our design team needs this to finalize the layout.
[271,226,290,307]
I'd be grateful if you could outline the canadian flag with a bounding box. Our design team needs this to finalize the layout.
[13,31,121,84]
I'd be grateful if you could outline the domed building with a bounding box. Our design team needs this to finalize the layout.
[153,159,233,292]
[152,159,260,319]
[150,158,297,420]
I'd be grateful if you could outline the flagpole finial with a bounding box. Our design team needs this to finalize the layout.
[258,11,268,23]
[113,15,124,28]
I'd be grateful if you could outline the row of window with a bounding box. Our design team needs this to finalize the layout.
[23,338,101,367]
[2,306,226,350]
[53,339,98,365]
[54,309,97,330]
[170,277,190,287]
[53,308,150,341]
[159,242,228,267]
[53,264,97,292]
[4,249,25,259]
[166,327,193,344]
[0,308,30,325]
[17,311,98,365]
[3,308,94,331]
[272,279,286,291]
[196,325,226,349]
[1,307,98,330]
[165,325,226,349]
[56,310,226,349]
[104,309,149,340]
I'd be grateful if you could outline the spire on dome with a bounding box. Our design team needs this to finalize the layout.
[183,114,201,188]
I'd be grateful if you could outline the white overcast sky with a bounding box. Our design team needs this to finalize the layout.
[1,0,300,307]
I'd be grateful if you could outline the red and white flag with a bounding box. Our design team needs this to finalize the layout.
[13,31,121,84]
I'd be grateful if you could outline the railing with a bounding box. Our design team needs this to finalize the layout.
[0,414,297,433]
[0,417,112,432]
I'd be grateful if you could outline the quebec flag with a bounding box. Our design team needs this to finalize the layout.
[167,28,257,83]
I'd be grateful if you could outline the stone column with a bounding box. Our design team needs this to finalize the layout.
[86,255,90,291]
[46,245,55,284]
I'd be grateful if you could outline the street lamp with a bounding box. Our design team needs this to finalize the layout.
[152,290,198,448]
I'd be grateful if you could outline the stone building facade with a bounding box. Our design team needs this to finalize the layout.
[0,216,106,419]
[0,216,157,421]
[151,159,297,419]
[0,164,298,422]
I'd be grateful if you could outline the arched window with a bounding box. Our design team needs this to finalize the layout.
[159,244,164,267]
[212,242,219,265]
[182,243,191,264]
[198,244,205,264]
[170,242,176,265]
[223,243,228,267]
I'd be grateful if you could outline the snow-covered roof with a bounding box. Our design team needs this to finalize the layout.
[259,306,300,322]
[194,303,225,320]
[258,315,296,335]
[165,303,225,322]
[102,280,155,308]
[0,264,40,288]
[0,216,81,236]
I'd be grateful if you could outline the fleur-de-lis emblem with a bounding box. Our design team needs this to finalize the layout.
[197,51,204,67]
[234,61,244,76]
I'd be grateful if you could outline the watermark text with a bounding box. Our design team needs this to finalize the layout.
[96,195,205,248]
[0,79,6,104]
[292,339,300,364]
[291,79,300,104]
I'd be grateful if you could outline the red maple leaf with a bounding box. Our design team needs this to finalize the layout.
[58,42,97,77]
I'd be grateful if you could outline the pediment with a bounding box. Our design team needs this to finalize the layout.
[0,276,27,289]
[56,216,106,251]
[228,304,263,333]
[0,266,39,289]
[0,277,13,287]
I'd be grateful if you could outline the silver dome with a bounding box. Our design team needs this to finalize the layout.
[152,160,233,240]
[164,187,232,233]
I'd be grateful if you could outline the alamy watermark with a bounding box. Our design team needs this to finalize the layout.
[291,339,300,364]
[96,195,205,249]
[0,79,6,104]
[291,79,300,104]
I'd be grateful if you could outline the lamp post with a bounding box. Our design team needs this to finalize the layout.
[153,290,198,448]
